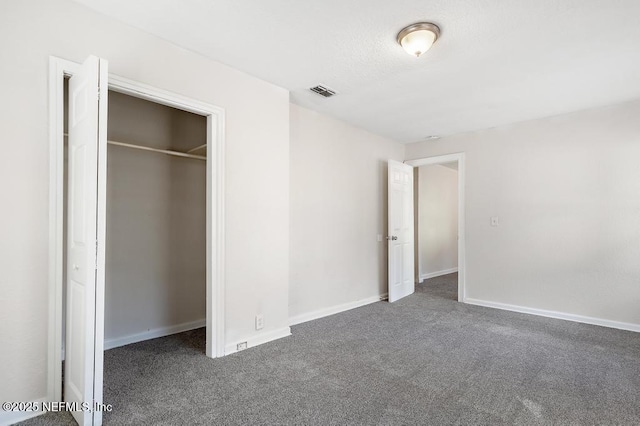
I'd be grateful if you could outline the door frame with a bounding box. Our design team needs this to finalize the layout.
[405,153,466,302]
[47,56,226,403]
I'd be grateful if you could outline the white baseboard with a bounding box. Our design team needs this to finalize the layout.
[420,267,458,281]
[0,396,47,426]
[464,298,640,333]
[225,327,291,356]
[289,293,388,326]
[104,319,206,350]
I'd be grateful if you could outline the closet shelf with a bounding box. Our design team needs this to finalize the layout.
[63,133,206,161]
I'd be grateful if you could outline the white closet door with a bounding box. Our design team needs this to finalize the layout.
[65,55,108,426]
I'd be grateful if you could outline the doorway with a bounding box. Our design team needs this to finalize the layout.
[414,161,459,300]
[405,153,465,302]
[48,56,226,425]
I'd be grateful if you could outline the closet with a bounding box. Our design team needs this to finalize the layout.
[63,87,207,354]
[104,91,207,347]
[54,56,225,425]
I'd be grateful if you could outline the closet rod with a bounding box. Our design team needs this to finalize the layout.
[107,140,206,161]
[63,133,206,161]
[187,143,207,154]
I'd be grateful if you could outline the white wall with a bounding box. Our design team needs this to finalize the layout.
[0,0,289,408]
[418,164,458,279]
[289,104,404,322]
[105,92,207,344]
[406,100,640,327]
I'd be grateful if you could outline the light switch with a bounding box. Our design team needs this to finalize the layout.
[377,234,383,242]
[490,216,499,227]
[255,314,264,330]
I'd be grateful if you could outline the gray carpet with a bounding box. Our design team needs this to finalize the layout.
[22,273,640,425]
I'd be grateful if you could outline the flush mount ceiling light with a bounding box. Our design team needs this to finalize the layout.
[397,22,440,57]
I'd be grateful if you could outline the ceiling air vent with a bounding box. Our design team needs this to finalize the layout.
[310,85,336,98]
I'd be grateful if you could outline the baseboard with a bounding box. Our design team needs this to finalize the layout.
[104,319,206,350]
[0,396,47,426]
[289,293,388,326]
[464,298,640,333]
[420,267,458,281]
[225,327,291,356]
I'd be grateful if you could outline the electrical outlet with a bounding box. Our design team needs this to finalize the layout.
[255,314,264,330]
[237,342,248,351]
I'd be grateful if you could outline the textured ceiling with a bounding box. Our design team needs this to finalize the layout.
[73,0,640,143]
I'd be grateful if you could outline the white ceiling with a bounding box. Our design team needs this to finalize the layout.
[74,0,640,143]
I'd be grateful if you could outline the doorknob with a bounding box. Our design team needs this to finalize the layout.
[73,264,80,271]
[386,236,398,241]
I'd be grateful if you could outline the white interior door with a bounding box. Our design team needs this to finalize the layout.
[65,55,108,426]
[388,160,415,302]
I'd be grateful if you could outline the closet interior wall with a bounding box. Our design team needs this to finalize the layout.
[63,89,207,350]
